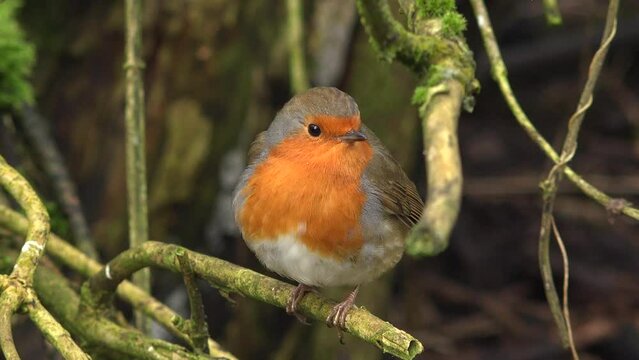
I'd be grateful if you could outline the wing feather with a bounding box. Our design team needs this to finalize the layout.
[362,126,424,229]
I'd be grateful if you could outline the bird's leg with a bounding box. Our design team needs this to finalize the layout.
[326,285,360,343]
[286,283,315,324]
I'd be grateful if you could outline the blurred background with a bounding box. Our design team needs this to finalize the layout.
[1,0,639,359]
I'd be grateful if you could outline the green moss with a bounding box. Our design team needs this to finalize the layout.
[416,0,456,18]
[0,0,35,109]
[415,0,466,37]
[411,86,428,106]
[442,12,466,36]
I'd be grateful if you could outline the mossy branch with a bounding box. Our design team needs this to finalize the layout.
[177,252,210,354]
[357,0,476,256]
[26,295,89,360]
[0,156,49,286]
[0,156,89,359]
[83,241,423,360]
[0,205,236,360]
[10,250,218,360]
[123,0,151,332]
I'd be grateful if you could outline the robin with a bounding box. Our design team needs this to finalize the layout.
[233,87,423,335]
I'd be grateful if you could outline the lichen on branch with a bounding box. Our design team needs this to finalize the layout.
[357,0,477,256]
[0,205,235,359]
[83,241,423,360]
[0,156,89,359]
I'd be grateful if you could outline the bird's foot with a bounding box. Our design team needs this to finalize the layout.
[286,284,316,325]
[326,286,360,344]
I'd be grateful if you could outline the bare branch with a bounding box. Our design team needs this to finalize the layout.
[551,220,578,359]
[123,0,151,333]
[468,0,639,221]
[469,0,623,350]
[287,0,310,93]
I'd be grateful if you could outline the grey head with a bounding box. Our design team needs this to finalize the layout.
[264,87,360,149]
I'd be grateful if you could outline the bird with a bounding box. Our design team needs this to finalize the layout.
[233,87,423,336]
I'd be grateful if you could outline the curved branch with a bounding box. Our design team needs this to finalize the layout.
[469,0,639,221]
[407,80,464,256]
[27,256,218,360]
[469,0,629,352]
[0,156,49,285]
[0,156,89,359]
[84,241,423,360]
[538,0,619,350]
[27,295,89,360]
[357,0,476,256]
[0,205,236,360]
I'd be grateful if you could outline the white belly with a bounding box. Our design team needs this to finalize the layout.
[246,227,403,288]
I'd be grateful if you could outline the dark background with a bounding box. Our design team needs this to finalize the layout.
[1,0,638,359]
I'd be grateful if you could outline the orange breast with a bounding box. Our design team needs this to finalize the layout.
[239,133,373,260]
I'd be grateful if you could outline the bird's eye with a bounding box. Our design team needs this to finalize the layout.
[308,124,321,137]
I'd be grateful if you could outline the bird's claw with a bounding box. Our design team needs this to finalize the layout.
[326,286,360,344]
[326,301,355,343]
[286,284,315,325]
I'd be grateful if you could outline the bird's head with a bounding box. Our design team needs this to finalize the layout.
[264,87,369,163]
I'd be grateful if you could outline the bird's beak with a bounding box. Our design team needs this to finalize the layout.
[339,129,367,143]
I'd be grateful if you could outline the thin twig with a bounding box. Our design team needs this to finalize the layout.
[287,0,310,93]
[560,2,617,164]
[551,219,579,360]
[177,252,209,354]
[124,0,151,333]
[85,241,423,360]
[468,0,639,221]
[469,0,622,348]
[17,106,99,259]
[539,0,618,347]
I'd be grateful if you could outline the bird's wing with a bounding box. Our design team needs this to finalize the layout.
[247,131,268,165]
[362,125,424,229]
